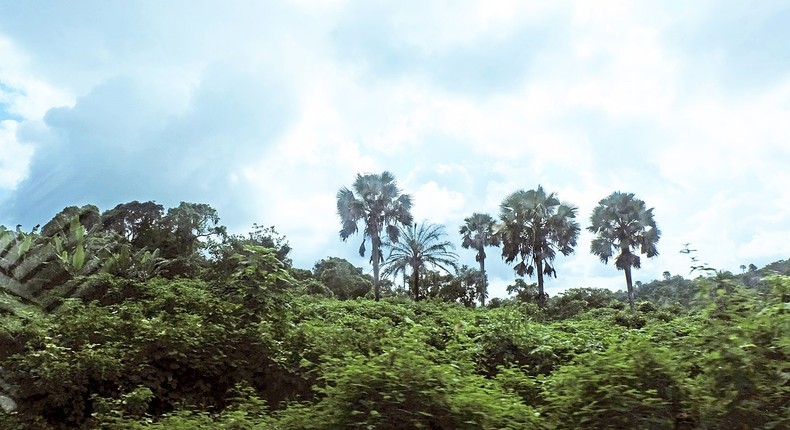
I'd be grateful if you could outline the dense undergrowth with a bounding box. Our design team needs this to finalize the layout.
[0,203,788,429]
[1,269,788,429]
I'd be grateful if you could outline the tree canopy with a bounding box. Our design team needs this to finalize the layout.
[589,191,661,310]
[382,221,458,300]
[460,212,500,307]
[498,186,580,307]
[336,171,413,301]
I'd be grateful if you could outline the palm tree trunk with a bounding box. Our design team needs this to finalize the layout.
[478,251,486,307]
[412,268,420,300]
[624,266,634,311]
[372,235,381,301]
[535,256,546,308]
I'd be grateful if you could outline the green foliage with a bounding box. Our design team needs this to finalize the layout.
[505,278,540,305]
[633,275,697,307]
[276,335,543,430]
[588,191,661,311]
[422,266,480,307]
[543,337,688,429]
[545,287,620,320]
[102,246,170,281]
[209,224,293,274]
[499,185,580,307]
[312,257,372,300]
[467,308,625,377]
[101,201,165,246]
[685,275,790,428]
[2,277,284,429]
[4,202,789,430]
[337,171,414,301]
[459,212,501,307]
[381,221,458,301]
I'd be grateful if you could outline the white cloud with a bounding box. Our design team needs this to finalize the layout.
[411,181,465,224]
[0,121,34,188]
[0,1,788,293]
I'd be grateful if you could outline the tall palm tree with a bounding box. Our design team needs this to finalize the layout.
[588,191,660,311]
[382,221,458,301]
[459,213,500,307]
[337,171,413,301]
[498,186,580,307]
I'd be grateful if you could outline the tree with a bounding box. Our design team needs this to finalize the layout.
[506,278,539,304]
[165,202,227,258]
[313,257,373,300]
[100,201,164,246]
[498,186,580,307]
[588,191,661,311]
[337,172,413,301]
[381,221,458,301]
[205,225,292,288]
[423,266,479,306]
[459,213,500,307]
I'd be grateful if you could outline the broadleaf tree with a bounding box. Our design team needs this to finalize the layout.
[459,213,500,307]
[588,191,660,311]
[498,186,580,307]
[336,171,413,301]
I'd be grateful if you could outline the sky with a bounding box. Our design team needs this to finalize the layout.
[1,1,789,298]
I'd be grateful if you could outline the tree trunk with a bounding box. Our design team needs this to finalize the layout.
[412,267,420,300]
[479,250,486,307]
[372,235,381,301]
[536,256,546,308]
[624,265,635,311]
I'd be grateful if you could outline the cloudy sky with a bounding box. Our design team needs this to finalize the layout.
[1,1,789,298]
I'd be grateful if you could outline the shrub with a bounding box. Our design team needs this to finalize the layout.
[543,337,689,429]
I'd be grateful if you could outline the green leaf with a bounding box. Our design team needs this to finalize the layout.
[19,234,32,255]
[73,245,86,272]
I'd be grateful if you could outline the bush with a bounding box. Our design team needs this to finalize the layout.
[614,309,647,328]
[543,337,689,429]
[273,334,544,430]
[2,277,284,428]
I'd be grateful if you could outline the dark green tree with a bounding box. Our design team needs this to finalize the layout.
[424,266,479,307]
[313,257,373,300]
[100,201,164,246]
[336,172,413,301]
[588,191,660,311]
[165,202,227,258]
[382,221,458,301]
[459,213,500,307]
[506,278,539,304]
[498,186,580,307]
[205,225,292,288]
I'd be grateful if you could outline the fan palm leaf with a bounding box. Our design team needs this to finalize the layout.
[588,191,661,311]
[498,185,580,307]
[336,172,413,300]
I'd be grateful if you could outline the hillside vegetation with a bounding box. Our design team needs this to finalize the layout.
[0,197,788,429]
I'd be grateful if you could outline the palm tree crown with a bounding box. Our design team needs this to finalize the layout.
[498,185,580,306]
[382,221,458,301]
[459,213,500,307]
[588,191,660,310]
[337,171,413,301]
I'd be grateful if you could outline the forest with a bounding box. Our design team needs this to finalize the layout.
[0,171,788,429]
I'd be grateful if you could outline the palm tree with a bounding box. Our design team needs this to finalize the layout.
[337,171,413,301]
[382,221,458,301]
[459,213,500,307]
[588,191,660,311]
[498,186,580,307]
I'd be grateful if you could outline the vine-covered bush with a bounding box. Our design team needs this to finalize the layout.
[543,337,689,429]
